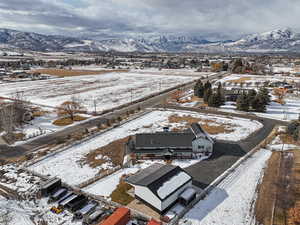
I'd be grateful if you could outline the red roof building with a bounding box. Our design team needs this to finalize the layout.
[100,207,130,225]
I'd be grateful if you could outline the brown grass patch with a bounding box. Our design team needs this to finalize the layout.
[227,77,251,83]
[273,98,286,105]
[255,152,281,225]
[32,110,48,117]
[53,115,87,126]
[142,124,153,129]
[84,136,129,168]
[31,68,128,77]
[110,180,134,205]
[280,134,298,145]
[255,150,300,225]
[168,115,235,135]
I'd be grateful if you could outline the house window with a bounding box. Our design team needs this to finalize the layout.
[198,145,204,150]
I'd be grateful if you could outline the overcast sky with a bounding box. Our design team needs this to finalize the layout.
[0,0,299,40]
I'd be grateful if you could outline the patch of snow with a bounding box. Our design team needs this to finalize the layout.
[157,172,191,199]
[181,149,272,225]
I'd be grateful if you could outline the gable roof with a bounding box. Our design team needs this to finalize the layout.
[135,132,195,149]
[191,123,214,143]
[126,163,192,200]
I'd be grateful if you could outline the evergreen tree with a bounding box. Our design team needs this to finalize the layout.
[247,89,257,108]
[287,121,300,136]
[204,81,212,91]
[216,82,225,106]
[258,88,271,105]
[251,95,266,112]
[236,93,249,111]
[208,93,220,107]
[203,87,212,104]
[194,80,204,98]
[293,126,300,141]
[194,81,199,97]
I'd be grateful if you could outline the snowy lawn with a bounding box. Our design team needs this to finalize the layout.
[13,111,92,146]
[267,135,299,151]
[29,110,262,187]
[180,149,272,225]
[0,72,197,112]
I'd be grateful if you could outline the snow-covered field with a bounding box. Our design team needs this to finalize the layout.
[29,110,262,187]
[180,149,272,225]
[216,74,300,89]
[221,96,300,121]
[0,72,198,112]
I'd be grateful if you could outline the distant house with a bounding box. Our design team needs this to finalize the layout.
[126,163,193,213]
[224,88,252,102]
[127,123,214,160]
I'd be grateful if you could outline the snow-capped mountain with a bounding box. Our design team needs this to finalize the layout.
[0,28,214,53]
[192,28,300,53]
[0,28,300,53]
[225,28,300,52]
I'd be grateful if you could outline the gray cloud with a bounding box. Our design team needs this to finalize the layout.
[0,0,299,40]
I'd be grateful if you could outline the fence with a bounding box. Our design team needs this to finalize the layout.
[169,125,279,225]
[77,166,121,189]
[26,109,152,168]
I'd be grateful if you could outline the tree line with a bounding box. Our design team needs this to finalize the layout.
[194,80,225,107]
[194,79,270,112]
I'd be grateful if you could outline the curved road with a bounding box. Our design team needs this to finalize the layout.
[166,105,288,188]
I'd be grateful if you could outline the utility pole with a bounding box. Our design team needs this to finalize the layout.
[130,89,133,103]
[159,80,162,92]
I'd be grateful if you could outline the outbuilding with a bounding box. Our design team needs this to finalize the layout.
[126,163,193,214]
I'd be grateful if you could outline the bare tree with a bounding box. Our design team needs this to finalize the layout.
[57,96,85,120]
[91,97,100,115]
[0,104,15,140]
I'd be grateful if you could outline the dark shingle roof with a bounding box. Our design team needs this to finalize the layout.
[135,132,195,149]
[126,163,175,186]
[126,163,192,200]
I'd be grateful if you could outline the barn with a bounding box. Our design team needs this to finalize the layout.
[126,163,193,214]
[127,123,214,159]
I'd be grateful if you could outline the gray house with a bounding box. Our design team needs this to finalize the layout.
[127,123,214,159]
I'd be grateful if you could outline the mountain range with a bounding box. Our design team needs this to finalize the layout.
[0,28,299,53]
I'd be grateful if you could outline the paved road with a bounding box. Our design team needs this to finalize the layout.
[168,106,288,188]
[0,72,226,161]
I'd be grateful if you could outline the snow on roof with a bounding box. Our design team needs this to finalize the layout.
[157,171,191,199]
